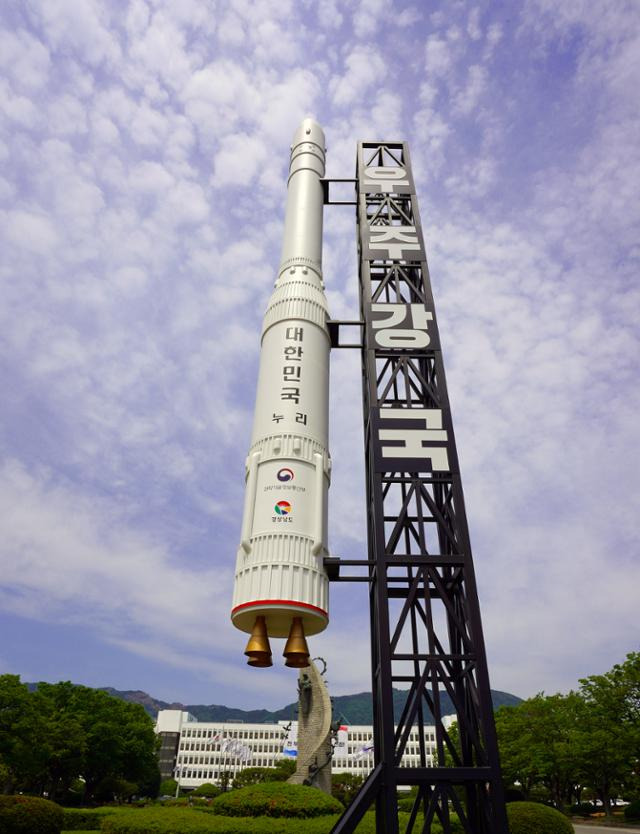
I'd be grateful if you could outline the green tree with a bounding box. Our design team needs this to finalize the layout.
[0,675,45,793]
[0,677,160,802]
[36,682,160,801]
[494,692,583,810]
[575,652,640,816]
[219,769,233,792]
[31,687,86,801]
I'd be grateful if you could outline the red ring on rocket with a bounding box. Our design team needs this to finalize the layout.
[231,119,331,668]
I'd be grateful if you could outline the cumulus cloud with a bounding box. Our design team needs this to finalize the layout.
[0,0,638,709]
[330,46,386,108]
[424,34,454,79]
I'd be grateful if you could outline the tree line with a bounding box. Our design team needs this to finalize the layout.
[1,654,637,812]
[0,676,160,803]
[494,652,639,815]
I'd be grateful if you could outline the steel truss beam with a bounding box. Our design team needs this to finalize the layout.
[328,143,508,834]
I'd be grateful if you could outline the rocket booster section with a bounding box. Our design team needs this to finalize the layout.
[231,119,331,669]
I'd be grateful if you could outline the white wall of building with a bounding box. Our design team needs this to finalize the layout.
[156,709,444,790]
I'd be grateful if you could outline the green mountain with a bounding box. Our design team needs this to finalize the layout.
[100,686,522,724]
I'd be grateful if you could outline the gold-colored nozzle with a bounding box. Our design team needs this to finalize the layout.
[283,617,310,668]
[244,616,273,668]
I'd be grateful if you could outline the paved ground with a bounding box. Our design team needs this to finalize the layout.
[573,826,634,833]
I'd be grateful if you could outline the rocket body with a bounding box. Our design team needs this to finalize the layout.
[231,120,331,647]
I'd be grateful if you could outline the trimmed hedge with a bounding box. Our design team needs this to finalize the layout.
[507,801,573,834]
[192,783,221,799]
[101,808,339,832]
[209,783,343,818]
[625,799,640,821]
[62,807,116,830]
[99,808,432,833]
[0,795,64,834]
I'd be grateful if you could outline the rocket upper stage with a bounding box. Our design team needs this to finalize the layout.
[280,120,325,271]
[231,119,332,668]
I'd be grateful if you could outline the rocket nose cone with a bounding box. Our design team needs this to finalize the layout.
[292,118,325,152]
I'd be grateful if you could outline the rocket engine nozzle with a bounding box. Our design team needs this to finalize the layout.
[244,616,273,667]
[283,617,310,668]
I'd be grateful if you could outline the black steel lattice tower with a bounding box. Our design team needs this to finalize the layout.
[326,142,508,834]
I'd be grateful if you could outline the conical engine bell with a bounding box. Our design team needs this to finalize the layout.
[283,617,310,668]
[244,616,272,667]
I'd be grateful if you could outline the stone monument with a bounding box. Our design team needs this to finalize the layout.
[287,657,333,794]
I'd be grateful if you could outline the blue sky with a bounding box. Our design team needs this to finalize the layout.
[0,0,638,710]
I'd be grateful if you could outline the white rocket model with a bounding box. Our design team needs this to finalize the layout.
[231,119,331,669]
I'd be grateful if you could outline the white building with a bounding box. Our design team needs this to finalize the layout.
[155,709,451,790]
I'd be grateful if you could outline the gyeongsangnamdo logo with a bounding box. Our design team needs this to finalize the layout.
[274,500,292,515]
[277,467,294,482]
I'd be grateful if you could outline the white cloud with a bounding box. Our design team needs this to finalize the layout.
[352,0,389,38]
[0,458,232,649]
[126,10,195,90]
[4,209,59,253]
[26,0,122,68]
[424,34,454,79]
[330,46,386,107]
[129,160,174,193]
[0,27,51,91]
[0,79,41,128]
[181,60,260,144]
[216,12,246,45]
[129,103,170,148]
[47,93,89,137]
[317,0,344,30]
[112,265,148,295]
[0,0,638,708]
[467,8,482,41]
[452,64,487,115]
[396,7,422,27]
[212,133,268,188]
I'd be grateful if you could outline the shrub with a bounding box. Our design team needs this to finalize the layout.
[272,759,296,780]
[507,801,574,834]
[93,776,139,802]
[332,773,363,808]
[158,778,177,796]
[209,782,343,818]
[60,778,87,807]
[232,761,295,790]
[397,790,421,813]
[191,782,221,798]
[569,801,597,817]
[153,796,190,806]
[625,799,640,821]
[62,807,115,830]
[0,795,64,834]
[394,796,464,831]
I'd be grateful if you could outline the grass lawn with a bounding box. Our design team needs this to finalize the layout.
[60,806,459,833]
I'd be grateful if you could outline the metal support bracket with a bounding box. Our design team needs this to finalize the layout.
[321,178,358,205]
[327,319,364,349]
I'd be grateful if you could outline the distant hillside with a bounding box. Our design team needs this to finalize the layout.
[101,686,522,724]
[26,681,522,723]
